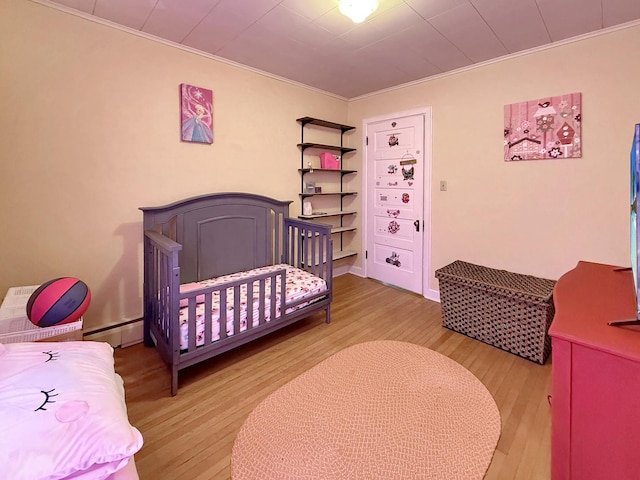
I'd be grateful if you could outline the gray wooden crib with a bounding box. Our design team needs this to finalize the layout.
[140,192,332,395]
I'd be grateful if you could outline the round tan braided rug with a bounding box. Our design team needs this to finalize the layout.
[231,340,501,479]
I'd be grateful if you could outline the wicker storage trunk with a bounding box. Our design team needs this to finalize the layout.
[435,260,556,364]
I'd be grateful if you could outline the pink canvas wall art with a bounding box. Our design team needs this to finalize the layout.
[180,84,213,144]
[504,92,581,161]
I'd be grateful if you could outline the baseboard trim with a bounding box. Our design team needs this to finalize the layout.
[84,319,143,348]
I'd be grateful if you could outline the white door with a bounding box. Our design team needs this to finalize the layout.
[365,114,425,293]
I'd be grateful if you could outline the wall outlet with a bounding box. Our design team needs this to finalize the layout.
[440,180,447,191]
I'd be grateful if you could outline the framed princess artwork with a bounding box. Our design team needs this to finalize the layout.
[180,83,213,144]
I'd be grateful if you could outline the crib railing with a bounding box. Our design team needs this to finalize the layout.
[143,230,182,367]
[178,268,287,356]
[283,218,333,301]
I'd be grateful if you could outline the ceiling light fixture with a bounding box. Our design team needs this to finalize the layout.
[338,0,379,24]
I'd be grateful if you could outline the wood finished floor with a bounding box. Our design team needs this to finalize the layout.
[115,273,551,480]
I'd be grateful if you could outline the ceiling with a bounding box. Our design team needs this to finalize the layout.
[42,0,640,98]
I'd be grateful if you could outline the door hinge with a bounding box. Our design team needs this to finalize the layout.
[366,136,368,146]
[365,250,368,259]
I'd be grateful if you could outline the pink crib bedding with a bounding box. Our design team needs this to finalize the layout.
[179,264,327,350]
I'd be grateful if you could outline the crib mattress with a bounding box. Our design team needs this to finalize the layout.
[179,264,327,350]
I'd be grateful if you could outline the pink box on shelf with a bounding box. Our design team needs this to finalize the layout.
[319,152,340,169]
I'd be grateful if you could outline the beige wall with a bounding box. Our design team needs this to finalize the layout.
[3,0,639,332]
[348,23,640,293]
[0,0,347,331]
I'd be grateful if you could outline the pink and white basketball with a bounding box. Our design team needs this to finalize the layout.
[26,278,91,327]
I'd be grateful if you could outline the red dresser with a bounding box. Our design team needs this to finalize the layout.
[549,261,640,480]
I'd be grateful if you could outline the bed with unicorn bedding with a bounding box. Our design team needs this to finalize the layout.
[0,341,143,480]
[141,192,333,395]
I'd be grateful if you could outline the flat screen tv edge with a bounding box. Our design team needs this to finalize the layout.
[610,123,640,327]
